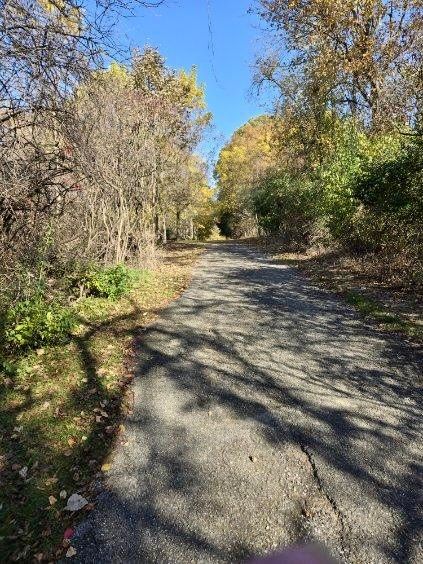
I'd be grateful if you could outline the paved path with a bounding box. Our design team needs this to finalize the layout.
[74,243,422,563]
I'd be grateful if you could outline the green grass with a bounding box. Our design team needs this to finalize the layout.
[346,291,422,339]
[0,249,201,561]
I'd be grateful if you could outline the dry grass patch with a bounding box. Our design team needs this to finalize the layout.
[294,252,422,343]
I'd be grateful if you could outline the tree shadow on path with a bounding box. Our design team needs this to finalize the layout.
[75,243,422,563]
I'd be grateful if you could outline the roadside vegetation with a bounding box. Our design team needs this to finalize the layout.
[0,0,214,559]
[1,0,216,347]
[215,1,422,335]
[0,243,203,561]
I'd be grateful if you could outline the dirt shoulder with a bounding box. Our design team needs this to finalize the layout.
[242,238,422,346]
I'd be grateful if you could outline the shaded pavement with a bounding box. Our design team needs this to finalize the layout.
[73,242,422,563]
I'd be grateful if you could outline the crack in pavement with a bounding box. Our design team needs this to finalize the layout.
[299,442,351,561]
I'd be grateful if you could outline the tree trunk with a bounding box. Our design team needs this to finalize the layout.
[154,213,160,241]
[162,214,167,244]
[176,210,181,240]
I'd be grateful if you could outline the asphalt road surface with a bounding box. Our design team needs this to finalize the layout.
[73,242,422,563]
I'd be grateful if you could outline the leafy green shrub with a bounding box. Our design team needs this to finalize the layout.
[331,136,422,255]
[316,120,366,241]
[0,357,18,376]
[78,264,135,300]
[353,138,422,216]
[2,298,75,350]
[252,173,320,248]
[312,121,415,254]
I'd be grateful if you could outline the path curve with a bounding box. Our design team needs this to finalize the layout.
[73,242,422,563]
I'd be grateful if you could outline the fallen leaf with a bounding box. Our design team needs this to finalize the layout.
[66,546,77,558]
[95,415,102,423]
[48,496,57,505]
[41,401,50,410]
[60,490,67,499]
[67,437,76,447]
[65,493,88,511]
[63,527,74,540]
[19,466,28,479]
[36,348,45,356]
[101,463,111,472]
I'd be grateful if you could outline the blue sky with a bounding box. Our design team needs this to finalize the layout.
[114,0,271,161]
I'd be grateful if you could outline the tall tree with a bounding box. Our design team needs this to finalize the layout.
[65,51,211,263]
[0,0,164,277]
[255,0,423,127]
[215,116,278,237]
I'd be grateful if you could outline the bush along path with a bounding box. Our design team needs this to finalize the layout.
[72,242,422,564]
[0,244,203,562]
